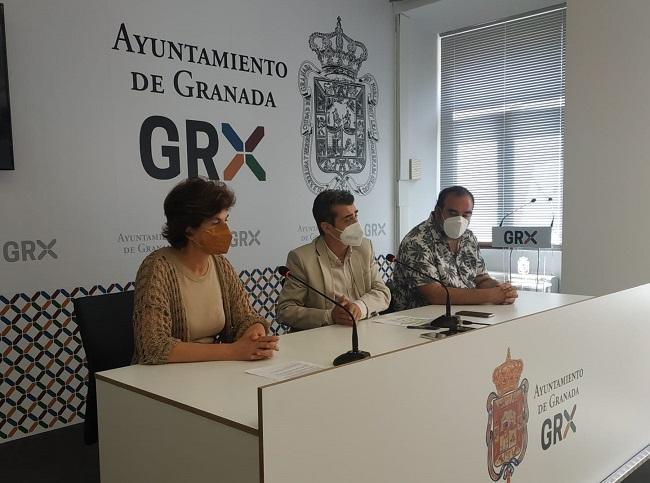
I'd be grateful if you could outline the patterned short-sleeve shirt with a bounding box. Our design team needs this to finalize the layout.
[391,213,488,311]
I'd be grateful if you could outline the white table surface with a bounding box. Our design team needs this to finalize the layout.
[96,291,587,432]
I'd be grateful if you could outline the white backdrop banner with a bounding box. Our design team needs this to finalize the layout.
[0,0,395,295]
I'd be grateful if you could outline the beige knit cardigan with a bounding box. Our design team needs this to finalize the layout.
[132,249,270,364]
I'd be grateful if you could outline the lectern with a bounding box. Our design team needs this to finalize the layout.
[491,226,553,289]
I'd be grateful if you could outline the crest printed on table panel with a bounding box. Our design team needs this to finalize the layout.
[486,348,529,483]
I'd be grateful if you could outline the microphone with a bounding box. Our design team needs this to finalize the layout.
[386,254,463,332]
[546,197,555,228]
[276,266,370,366]
[499,197,554,227]
[499,198,536,227]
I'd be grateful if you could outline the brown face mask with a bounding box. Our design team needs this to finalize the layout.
[191,222,233,255]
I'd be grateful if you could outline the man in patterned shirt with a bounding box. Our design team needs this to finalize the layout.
[391,186,518,311]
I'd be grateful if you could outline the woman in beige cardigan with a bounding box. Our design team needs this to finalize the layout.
[132,178,279,364]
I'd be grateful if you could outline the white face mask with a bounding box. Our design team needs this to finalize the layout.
[443,216,469,239]
[335,222,364,246]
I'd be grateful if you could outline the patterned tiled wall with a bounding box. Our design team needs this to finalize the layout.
[1,258,393,441]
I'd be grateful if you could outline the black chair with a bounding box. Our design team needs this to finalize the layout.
[73,291,135,445]
[381,278,396,315]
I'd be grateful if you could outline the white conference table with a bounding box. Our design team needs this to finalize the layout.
[95,291,586,482]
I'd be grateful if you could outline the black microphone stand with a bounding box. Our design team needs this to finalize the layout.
[277,267,370,366]
[387,255,472,334]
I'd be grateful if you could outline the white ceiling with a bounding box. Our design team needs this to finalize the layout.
[397,0,563,34]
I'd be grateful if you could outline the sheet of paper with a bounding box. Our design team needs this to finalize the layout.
[370,314,432,327]
[245,361,327,381]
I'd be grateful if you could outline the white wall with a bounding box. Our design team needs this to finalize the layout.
[562,0,650,295]
[396,13,438,243]
[0,0,396,295]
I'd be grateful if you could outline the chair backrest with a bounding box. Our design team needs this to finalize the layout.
[73,291,135,373]
[382,278,396,314]
[73,291,134,445]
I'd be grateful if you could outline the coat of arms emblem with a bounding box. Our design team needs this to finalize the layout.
[298,17,379,195]
[486,348,529,482]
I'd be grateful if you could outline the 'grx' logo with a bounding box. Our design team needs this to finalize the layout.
[231,230,261,248]
[222,124,266,181]
[2,239,58,262]
[541,404,576,450]
[364,223,387,238]
[139,116,266,181]
[504,230,538,245]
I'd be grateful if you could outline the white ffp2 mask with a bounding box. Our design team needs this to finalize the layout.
[443,216,469,239]
[337,222,364,246]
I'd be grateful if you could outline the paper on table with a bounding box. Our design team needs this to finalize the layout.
[371,313,431,327]
[245,361,327,381]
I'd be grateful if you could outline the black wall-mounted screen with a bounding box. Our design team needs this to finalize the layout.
[0,4,13,170]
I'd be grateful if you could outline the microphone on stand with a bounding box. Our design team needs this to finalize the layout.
[276,266,370,366]
[546,197,555,228]
[386,254,467,333]
[500,197,554,227]
[499,198,536,227]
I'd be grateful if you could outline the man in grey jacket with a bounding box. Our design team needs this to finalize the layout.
[277,190,390,331]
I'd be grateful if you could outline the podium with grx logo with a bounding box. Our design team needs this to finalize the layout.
[492,226,553,290]
[492,226,552,250]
